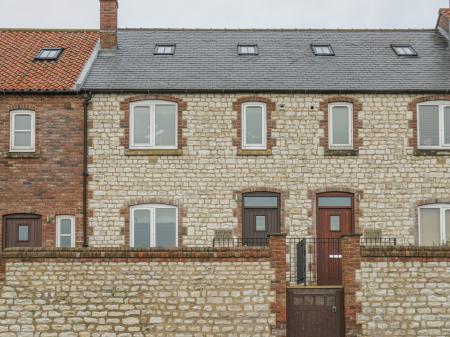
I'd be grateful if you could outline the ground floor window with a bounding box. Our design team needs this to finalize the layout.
[130,204,178,248]
[419,204,450,245]
[56,216,75,248]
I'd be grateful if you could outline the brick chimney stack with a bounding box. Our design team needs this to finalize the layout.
[100,0,118,49]
[437,8,450,41]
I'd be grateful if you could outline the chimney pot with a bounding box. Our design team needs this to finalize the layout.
[100,0,118,49]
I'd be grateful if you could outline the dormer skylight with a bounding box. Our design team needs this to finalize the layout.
[154,44,176,55]
[311,44,334,56]
[238,45,258,55]
[35,48,63,61]
[392,45,417,57]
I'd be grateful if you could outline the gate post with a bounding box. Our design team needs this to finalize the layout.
[341,233,362,337]
[268,233,287,336]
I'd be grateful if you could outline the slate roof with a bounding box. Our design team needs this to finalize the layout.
[0,30,99,91]
[83,29,450,92]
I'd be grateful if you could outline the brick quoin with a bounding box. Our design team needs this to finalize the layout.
[341,233,362,337]
[0,95,85,249]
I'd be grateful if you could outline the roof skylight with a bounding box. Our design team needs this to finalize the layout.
[154,44,176,55]
[35,48,63,61]
[311,44,334,56]
[392,45,417,57]
[238,45,258,55]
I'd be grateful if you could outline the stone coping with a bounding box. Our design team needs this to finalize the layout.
[362,245,450,258]
[0,247,271,260]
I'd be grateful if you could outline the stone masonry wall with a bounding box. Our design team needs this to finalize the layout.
[0,249,278,337]
[88,93,450,247]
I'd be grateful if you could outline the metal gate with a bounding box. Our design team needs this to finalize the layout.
[287,287,344,337]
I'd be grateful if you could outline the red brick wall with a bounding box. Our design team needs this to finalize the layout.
[0,95,84,249]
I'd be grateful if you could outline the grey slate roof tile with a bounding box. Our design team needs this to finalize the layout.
[83,29,450,92]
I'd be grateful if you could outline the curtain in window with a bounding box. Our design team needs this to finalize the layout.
[418,105,439,146]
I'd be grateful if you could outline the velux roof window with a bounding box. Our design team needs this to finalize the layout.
[238,45,258,55]
[154,44,176,55]
[311,44,334,56]
[35,48,63,61]
[392,45,417,57]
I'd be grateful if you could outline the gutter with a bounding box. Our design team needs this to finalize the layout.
[82,93,92,248]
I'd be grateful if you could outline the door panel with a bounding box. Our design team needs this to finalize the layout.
[287,288,344,337]
[3,214,42,248]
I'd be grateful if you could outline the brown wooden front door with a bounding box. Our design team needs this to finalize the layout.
[287,287,344,337]
[3,214,42,249]
[242,192,280,245]
[316,192,354,285]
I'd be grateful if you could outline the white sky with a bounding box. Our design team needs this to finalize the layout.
[0,0,449,29]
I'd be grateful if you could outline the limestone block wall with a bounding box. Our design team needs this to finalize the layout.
[88,93,450,247]
[0,248,280,337]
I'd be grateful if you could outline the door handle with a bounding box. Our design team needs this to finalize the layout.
[332,305,337,313]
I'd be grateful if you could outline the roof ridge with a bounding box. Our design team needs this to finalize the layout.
[117,27,437,32]
[0,28,99,32]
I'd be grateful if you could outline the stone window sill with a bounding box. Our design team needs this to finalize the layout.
[237,149,272,156]
[324,149,358,156]
[413,149,450,156]
[5,152,40,159]
[125,149,183,156]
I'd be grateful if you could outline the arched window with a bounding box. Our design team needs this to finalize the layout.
[418,204,450,245]
[130,204,178,248]
[129,100,178,149]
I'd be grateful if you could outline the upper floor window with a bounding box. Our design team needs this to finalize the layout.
[56,215,75,248]
[242,102,267,150]
[328,103,353,148]
[417,101,450,149]
[419,204,450,245]
[130,204,178,248]
[10,110,35,152]
[129,101,177,149]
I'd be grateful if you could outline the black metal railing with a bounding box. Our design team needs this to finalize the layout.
[361,237,397,246]
[212,237,268,247]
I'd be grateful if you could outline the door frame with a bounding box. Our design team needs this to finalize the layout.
[2,213,42,250]
[242,191,281,239]
[315,191,355,237]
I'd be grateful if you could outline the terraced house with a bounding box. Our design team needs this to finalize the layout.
[1,1,450,336]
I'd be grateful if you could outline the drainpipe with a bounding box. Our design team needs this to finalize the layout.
[82,93,92,248]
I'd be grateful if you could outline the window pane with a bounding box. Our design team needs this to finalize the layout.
[14,131,32,147]
[134,209,150,248]
[155,208,177,247]
[244,196,278,208]
[60,236,72,248]
[446,210,450,244]
[420,208,441,245]
[330,216,340,231]
[155,105,177,147]
[133,106,151,144]
[444,107,450,144]
[256,216,266,231]
[15,114,32,130]
[245,106,263,145]
[18,225,29,241]
[331,106,350,145]
[418,105,439,146]
[60,219,72,235]
[318,197,352,207]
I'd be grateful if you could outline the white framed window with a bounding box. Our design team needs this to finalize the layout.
[417,101,450,149]
[56,215,75,248]
[328,103,353,148]
[129,101,178,149]
[10,110,35,152]
[418,204,450,245]
[242,102,267,150]
[130,204,178,248]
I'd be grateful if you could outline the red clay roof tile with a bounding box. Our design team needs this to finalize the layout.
[0,30,98,91]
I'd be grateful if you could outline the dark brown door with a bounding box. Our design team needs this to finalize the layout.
[3,214,42,249]
[316,192,353,285]
[243,192,280,245]
[287,287,344,337]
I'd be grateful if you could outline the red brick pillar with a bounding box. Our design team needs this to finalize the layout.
[268,233,287,336]
[341,233,362,337]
